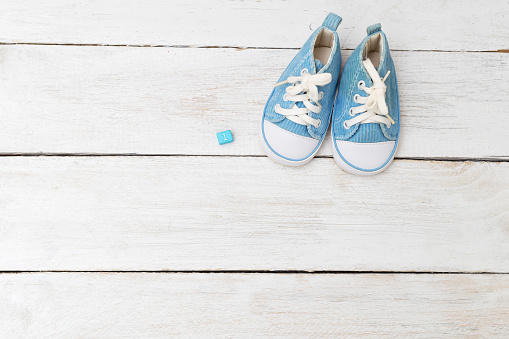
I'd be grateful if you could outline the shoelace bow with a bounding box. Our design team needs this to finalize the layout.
[274,69,332,128]
[345,58,395,129]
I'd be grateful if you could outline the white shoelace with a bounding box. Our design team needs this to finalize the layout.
[274,69,332,128]
[344,58,395,129]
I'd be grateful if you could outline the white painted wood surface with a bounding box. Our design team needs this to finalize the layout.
[0,45,508,158]
[1,157,508,272]
[1,273,508,338]
[1,1,508,336]
[0,0,507,51]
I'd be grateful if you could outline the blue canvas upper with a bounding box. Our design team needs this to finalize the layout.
[263,13,342,140]
[332,23,400,143]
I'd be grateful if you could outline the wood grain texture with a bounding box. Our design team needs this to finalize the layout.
[0,0,507,51]
[0,1,507,337]
[0,157,508,272]
[0,45,508,158]
[1,273,508,337]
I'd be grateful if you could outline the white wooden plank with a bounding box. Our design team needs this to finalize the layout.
[0,45,507,159]
[0,157,508,272]
[1,273,508,337]
[0,0,507,51]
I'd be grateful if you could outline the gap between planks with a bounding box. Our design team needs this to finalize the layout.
[0,42,508,54]
[0,154,508,163]
[1,270,509,275]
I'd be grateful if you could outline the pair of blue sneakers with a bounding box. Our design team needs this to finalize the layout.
[260,13,399,175]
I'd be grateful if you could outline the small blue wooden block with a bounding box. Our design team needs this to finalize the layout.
[217,130,233,145]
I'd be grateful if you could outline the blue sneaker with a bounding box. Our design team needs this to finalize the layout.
[260,13,343,166]
[331,23,400,175]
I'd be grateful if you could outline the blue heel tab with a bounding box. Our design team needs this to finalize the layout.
[322,13,342,30]
[367,23,382,35]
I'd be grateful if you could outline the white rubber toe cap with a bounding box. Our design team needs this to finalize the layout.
[335,140,396,172]
[262,120,319,163]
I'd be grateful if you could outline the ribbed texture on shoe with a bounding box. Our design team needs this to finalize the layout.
[275,58,325,138]
[263,12,342,140]
[315,59,325,72]
[332,26,399,143]
[366,23,382,35]
[322,13,343,30]
[348,124,390,143]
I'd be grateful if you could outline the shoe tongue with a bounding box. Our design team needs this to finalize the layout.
[314,59,325,72]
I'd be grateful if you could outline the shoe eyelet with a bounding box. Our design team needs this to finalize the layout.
[353,94,360,103]
[318,91,324,100]
[358,80,365,89]
[283,94,289,101]
[316,120,322,128]
[349,107,355,116]
[275,104,281,110]
[301,68,309,75]
[343,121,350,129]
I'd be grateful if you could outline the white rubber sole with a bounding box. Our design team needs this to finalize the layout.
[331,133,398,176]
[259,123,324,167]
